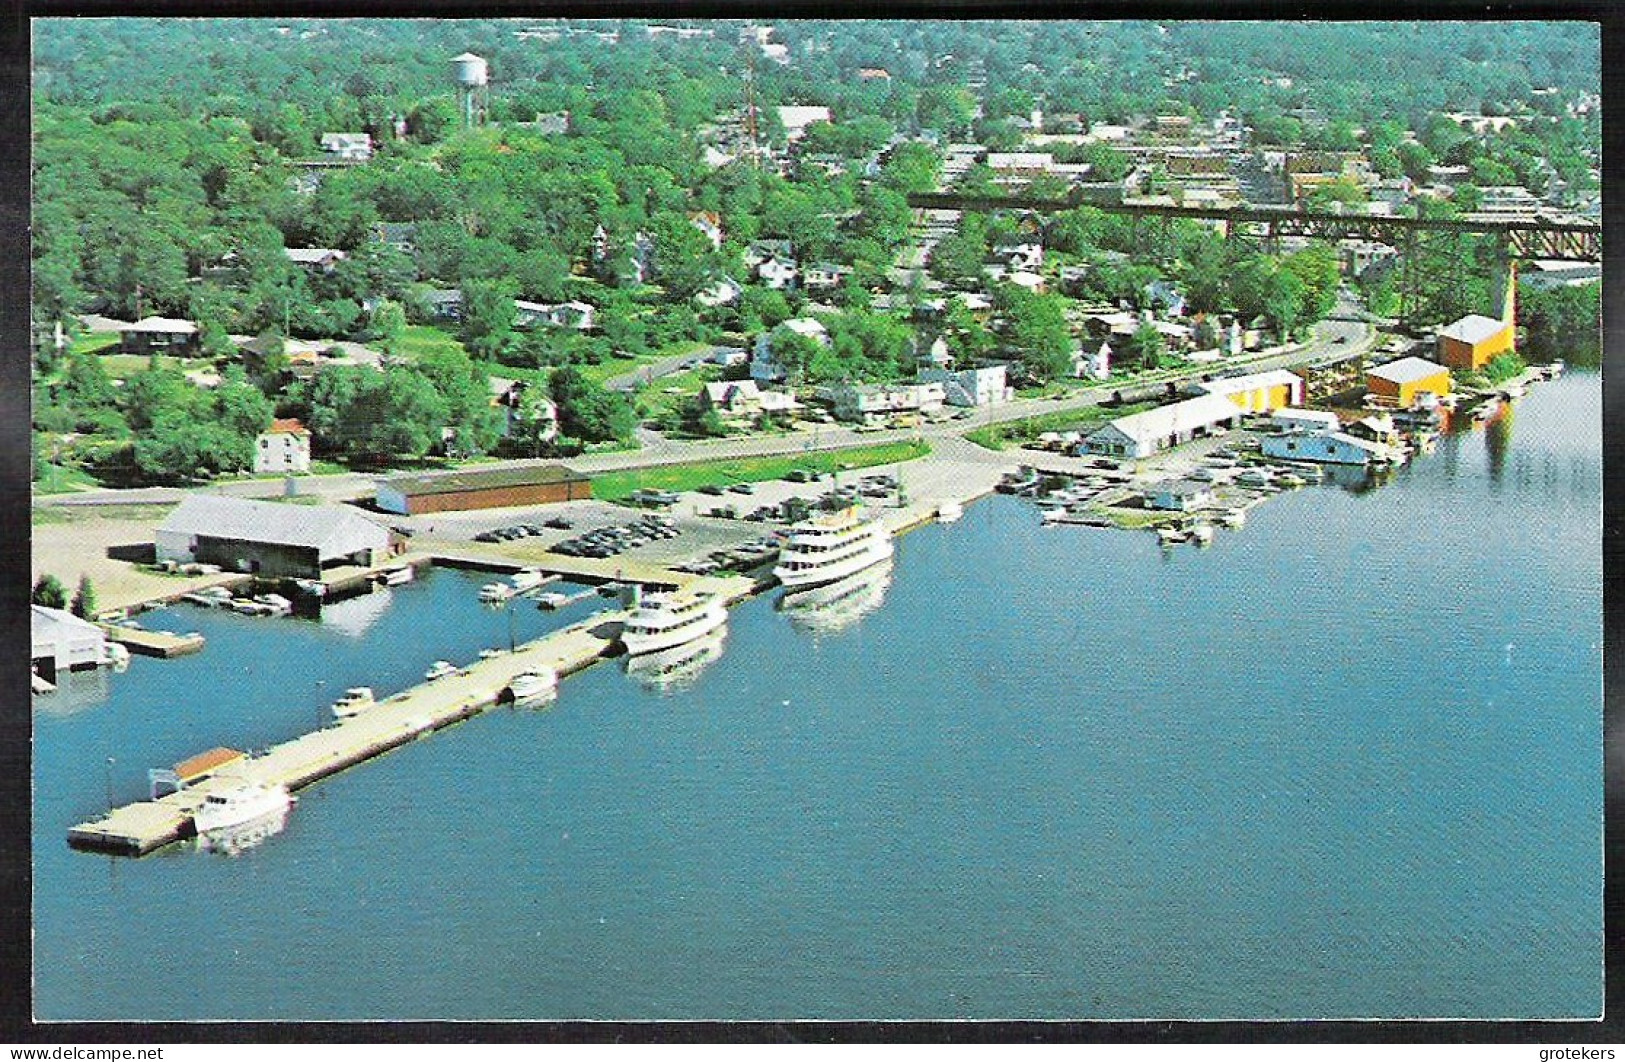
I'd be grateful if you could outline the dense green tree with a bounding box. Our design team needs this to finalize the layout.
[548,365,637,443]
[459,276,518,360]
[996,285,1073,382]
[33,574,69,610]
[1125,322,1168,370]
[70,575,97,619]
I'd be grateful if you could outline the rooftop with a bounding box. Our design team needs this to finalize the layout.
[158,495,389,554]
[122,316,197,335]
[378,463,588,498]
[1368,356,1450,385]
[1439,314,1509,345]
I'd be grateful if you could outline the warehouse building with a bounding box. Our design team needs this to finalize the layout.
[375,464,592,516]
[1084,394,1243,460]
[31,606,109,680]
[1366,357,1452,410]
[1437,313,1514,370]
[155,495,394,579]
[1194,368,1305,413]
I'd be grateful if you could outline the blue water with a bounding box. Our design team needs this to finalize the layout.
[33,373,1602,1021]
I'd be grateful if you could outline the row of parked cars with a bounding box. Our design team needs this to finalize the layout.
[474,517,572,543]
[672,535,782,575]
[551,515,681,559]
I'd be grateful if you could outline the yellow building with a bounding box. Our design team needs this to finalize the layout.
[1195,369,1305,413]
[1366,357,1452,409]
[1437,313,1515,370]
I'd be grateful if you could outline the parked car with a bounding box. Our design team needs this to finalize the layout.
[728,482,756,495]
[698,484,725,496]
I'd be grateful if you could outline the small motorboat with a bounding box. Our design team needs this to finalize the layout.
[936,499,964,524]
[424,660,459,681]
[380,566,414,586]
[507,669,558,704]
[478,582,516,603]
[330,687,375,718]
[1188,524,1214,546]
[193,784,294,836]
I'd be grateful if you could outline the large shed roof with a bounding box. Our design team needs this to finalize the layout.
[1368,356,1450,385]
[158,495,389,558]
[1439,314,1509,345]
[1091,393,1241,446]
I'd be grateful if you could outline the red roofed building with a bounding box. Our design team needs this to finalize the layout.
[255,418,312,475]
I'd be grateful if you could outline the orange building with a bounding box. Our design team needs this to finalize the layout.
[1366,357,1452,409]
[1437,313,1515,370]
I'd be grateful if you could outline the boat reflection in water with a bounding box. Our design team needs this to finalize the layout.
[196,804,292,857]
[777,557,894,635]
[623,628,727,692]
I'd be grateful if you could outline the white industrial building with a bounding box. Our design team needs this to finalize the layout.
[156,496,393,579]
[31,606,109,680]
[1084,394,1243,459]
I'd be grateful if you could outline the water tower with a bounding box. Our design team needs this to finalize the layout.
[451,52,488,129]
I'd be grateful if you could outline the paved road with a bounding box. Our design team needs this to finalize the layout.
[36,314,1374,510]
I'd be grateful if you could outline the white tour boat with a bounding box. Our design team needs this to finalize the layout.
[192,783,294,836]
[507,669,558,704]
[620,589,728,656]
[624,628,727,688]
[778,558,894,634]
[330,686,375,718]
[772,507,894,590]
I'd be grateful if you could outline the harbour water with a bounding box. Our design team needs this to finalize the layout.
[33,372,1601,1021]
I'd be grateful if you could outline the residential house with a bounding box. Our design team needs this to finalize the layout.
[285,247,348,273]
[708,346,749,367]
[917,335,953,370]
[514,300,596,331]
[1084,393,1243,459]
[320,132,373,161]
[751,317,829,383]
[827,381,946,425]
[254,418,312,475]
[802,262,851,291]
[689,211,725,250]
[1072,340,1111,380]
[985,152,1055,176]
[422,288,463,322]
[489,377,555,441]
[375,222,418,255]
[700,380,799,424]
[694,276,744,308]
[917,364,1010,407]
[517,111,570,135]
[119,317,199,357]
[992,238,1044,273]
[778,105,833,141]
[757,254,800,290]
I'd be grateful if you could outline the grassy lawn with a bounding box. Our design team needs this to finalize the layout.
[638,365,721,419]
[590,439,931,502]
[965,401,1154,451]
[97,354,208,379]
[393,324,468,359]
[69,332,120,356]
[32,503,174,527]
[33,463,101,495]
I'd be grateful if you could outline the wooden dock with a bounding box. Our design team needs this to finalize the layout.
[67,612,627,856]
[97,623,206,658]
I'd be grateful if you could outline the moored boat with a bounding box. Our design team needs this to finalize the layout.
[936,499,964,524]
[424,660,459,681]
[620,589,728,656]
[773,506,894,589]
[192,783,294,836]
[510,569,546,593]
[330,686,375,718]
[507,669,558,703]
[380,566,414,586]
[624,628,727,688]
[478,582,515,603]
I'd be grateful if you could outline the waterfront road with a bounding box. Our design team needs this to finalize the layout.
[35,314,1373,510]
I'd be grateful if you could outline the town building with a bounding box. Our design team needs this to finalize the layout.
[119,317,200,357]
[1072,340,1111,381]
[320,132,373,161]
[1270,408,1340,435]
[827,381,946,425]
[777,105,833,141]
[917,364,1010,407]
[1437,313,1514,370]
[375,464,592,516]
[699,380,799,424]
[1261,430,1389,465]
[514,300,596,331]
[31,606,109,680]
[751,317,829,384]
[1083,393,1243,459]
[1194,369,1305,413]
[1366,356,1452,409]
[156,495,395,578]
[284,247,348,272]
[254,418,312,475]
[1146,479,1215,512]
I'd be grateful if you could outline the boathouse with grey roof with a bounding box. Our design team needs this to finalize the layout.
[155,495,394,579]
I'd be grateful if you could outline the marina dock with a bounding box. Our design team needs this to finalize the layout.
[97,623,205,658]
[68,610,628,855]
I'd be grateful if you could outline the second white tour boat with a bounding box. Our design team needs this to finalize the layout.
[772,506,894,590]
[620,589,728,656]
